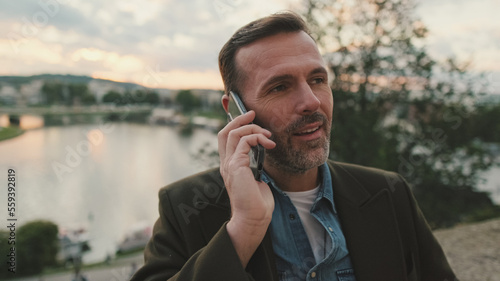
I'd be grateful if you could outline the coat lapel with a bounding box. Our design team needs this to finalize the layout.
[199,163,408,281]
[198,173,278,281]
[329,162,407,281]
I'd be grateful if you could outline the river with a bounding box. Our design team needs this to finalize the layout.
[0,122,218,263]
[1,121,499,265]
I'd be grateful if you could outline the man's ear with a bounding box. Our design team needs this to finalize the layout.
[221,94,229,113]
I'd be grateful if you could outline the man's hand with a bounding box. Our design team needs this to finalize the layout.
[218,110,276,268]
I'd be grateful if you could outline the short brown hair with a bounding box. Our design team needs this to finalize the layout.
[218,11,311,97]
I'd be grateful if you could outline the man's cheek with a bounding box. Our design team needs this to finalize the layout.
[266,107,290,133]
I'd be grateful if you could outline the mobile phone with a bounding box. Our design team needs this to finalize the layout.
[227,91,265,181]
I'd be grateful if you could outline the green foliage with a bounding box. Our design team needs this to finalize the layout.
[15,220,59,276]
[102,90,123,105]
[302,0,498,228]
[67,83,89,104]
[175,90,201,113]
[81,93,97,105]
[123,91,135,105]
[470,103,500,143]
[40,81,98,106]
[101,89,159,106]
[41,81,65,105]
[133,89,160,105]
[68,83,99,105]
[0,230,14,279]
[145,91,160,105]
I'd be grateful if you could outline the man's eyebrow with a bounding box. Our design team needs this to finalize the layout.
[310,66,328,76]
[260,74,294,91]
[261,67,328,90]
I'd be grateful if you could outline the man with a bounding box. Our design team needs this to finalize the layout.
[132,12,457,281]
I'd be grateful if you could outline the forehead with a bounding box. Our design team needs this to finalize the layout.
[235,31,325,92]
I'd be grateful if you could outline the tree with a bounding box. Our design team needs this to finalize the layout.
[133,89,147,104]
[470,103,500,143]
[301,0,498,228]
[145,91,160,105]
[81,93,97,105]
[16,220,59,276]
[123,91,135,105]
[0,230,13,279]
[67,83,89,105]
[41,81,64,105]
[133,89,160,105]
[175,90,201,113]
[102,90,123,105]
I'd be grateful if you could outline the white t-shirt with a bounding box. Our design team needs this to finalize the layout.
[284,186,332,263]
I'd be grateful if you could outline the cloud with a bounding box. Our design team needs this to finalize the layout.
[0,38,63,65]
[0,0,290,85]
[416,0,499,72]
[1,0,496,89]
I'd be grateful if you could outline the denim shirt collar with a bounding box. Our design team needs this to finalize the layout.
[261,162,337,214]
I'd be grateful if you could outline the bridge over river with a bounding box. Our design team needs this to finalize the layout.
[0,105,155,127]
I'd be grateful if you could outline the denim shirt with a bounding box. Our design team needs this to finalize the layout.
[263,163,357,281]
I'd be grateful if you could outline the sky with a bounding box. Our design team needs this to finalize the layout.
[0,0,499,91]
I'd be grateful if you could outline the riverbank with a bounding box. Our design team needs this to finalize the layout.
[9,217,500,280]
[434,217,500,281]
[0,126,24,141]
[6,252,144,281]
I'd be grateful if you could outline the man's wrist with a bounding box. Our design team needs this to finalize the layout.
[226,217,270,267]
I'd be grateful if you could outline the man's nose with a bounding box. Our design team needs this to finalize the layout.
[296,82,321,114]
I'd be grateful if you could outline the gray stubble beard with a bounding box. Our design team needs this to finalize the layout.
[265,124,331,175]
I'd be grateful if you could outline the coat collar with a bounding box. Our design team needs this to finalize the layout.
[327,160,372,207]
[211,161,407,281]
[213,160,373,208]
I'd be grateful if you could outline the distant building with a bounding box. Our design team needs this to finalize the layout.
[0,85,17,105]
[190,89,223,109]
[0,74,224,108]
[87,80,131,103]
[20,79,44,105]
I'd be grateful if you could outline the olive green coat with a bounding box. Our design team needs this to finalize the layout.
[131,161,456,281]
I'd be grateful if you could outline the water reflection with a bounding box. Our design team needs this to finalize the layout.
[20,115,44,129]
[0,123,218,263]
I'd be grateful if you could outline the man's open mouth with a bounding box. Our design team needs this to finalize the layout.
[294,126,320,136]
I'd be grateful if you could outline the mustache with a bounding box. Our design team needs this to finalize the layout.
[285,112,328,133]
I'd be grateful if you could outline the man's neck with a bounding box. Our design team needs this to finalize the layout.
[264,164,320,192]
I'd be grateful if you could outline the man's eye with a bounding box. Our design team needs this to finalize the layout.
[312,77,325,84]
[271,85,286,92]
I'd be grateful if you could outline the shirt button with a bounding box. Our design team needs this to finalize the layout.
[328,227,334,232]
[289,214,296,220]
[311,271,317,278]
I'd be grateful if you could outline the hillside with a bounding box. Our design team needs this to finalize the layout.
[0,74,222,107]
[0,74,139,90]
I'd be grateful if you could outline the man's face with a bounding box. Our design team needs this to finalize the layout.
[234,31,333,174]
